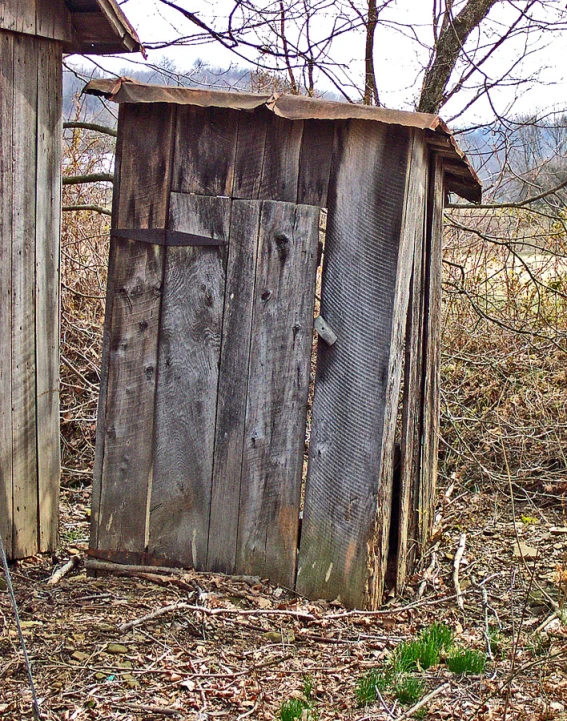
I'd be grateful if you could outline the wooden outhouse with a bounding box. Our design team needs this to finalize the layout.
[85,79,481,608]
[0,1,141,560]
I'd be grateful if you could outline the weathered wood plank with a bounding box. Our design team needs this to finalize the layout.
[35,37,62,553]
[296,120,411,609]
[0,31,14,555]
[395,200,427,590]
[90,104,126,554]
[36,0,74,42]
[148,194,229,569]
[11,34,39,558]
[93,104,176,556]
[419,156,445,547]
[258,115,304,202]
[369,131,428,606]
[207,200,261,574]
[0,0,36,35]
[172,105,238,196]
[236,200,319,587]
[233,109,269,199]
[297,119,335,207]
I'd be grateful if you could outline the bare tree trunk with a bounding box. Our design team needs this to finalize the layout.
[418,0,499,114]
[363,0,379,105]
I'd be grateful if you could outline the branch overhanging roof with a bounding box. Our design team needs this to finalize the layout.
[85,77,481,203]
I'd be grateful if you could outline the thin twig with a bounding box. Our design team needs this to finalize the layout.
[395,682,450,720]
[453,533,467,609]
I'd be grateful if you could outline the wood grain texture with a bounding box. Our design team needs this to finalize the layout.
[296,120,411,609]
[148,194,229,569]
[0,0,36,35]
[0,31,14,555]
[90,104,127,553]
[419,156,444,548]
[207,200,261,574]
[297,120,335,207]
[172,105,238,196]
[395,170,427,590]
[36,0,74,42]
[233,109,269,199]
[93,104,175,556]
[11,34,38,558]
[236,200,319,587]
[258,115,304,202]
[35,37,62,553]
[369,131,428,606]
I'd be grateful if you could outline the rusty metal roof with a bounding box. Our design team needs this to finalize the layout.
[85,77,481,202]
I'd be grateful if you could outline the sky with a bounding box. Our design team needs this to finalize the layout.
[68,0,567,126]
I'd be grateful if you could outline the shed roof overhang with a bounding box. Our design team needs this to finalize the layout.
[64,0,142,55]
[0,0,142,55]
[85,77,481,203]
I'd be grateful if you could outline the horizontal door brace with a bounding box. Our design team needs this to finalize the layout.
[112,228,227,247]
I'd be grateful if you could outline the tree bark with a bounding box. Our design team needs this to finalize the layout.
[363,0,379,105]
[418,0,499,114]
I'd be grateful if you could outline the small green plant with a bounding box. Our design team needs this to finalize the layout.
[420,622,453,651]
[279,698,306,721]
[355,668,393,707]
[446,647,486,675]
[302,675,313,701]
[414,707,428,720]
[487,627,506,658]
[394,674,425,705]
[392,623,453,673]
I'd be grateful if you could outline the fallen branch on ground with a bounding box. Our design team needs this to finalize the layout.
[47,556,80,585]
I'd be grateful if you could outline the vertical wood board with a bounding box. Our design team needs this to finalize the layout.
[11,34,38,558]
[172,105,238,196]
[0,0,37,35]
[368,131,428,607]
[236,200,319,587]
[258,114,304,202]
[35,37,62,552]
[36,0,74,42]
[92,104,176,556]
[149,194,229,569]
[419,156,444,546]
[296,120,411,608]
[297,119,335,207]
[90,103,127,552]
[233,109,269,199]
[207,200,261,574]
[395,192,427,589]
[0,31,14,554]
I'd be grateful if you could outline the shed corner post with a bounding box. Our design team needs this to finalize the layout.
[418,153,445,550]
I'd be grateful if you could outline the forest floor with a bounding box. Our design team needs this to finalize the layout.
[1,482,567,721]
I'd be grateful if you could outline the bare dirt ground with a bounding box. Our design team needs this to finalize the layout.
[2,482,567,721]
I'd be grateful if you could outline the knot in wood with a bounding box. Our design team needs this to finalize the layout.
[275,232,290,261]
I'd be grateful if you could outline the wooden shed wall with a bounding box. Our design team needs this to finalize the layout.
[0,30,62,559]
[90,103,445,607]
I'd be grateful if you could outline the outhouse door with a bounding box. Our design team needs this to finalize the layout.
[92,193,320,588]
